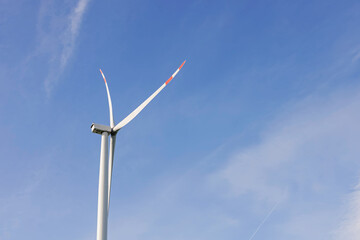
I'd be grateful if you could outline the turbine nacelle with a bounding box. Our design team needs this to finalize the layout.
[91,123,121,135]
[91,123,112,134]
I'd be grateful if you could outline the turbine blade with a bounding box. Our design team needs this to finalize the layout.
[100,69,115,128]
[107,134,116,213]
[113,60,186,132]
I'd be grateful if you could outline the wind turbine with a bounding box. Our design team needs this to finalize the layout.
[91,60,186,240]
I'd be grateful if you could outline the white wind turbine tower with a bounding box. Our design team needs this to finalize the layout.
[91,60,186,240]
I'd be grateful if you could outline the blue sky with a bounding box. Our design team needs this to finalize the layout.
[1,0,360,239]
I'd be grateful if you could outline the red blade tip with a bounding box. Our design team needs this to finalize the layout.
[179,60,186,69]
[99,69,106,83]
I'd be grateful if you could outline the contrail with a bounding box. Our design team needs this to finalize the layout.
[247,200,280,240]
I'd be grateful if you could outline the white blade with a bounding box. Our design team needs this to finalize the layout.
[107,134,116,213]
[100,69,115,128]
[113,60,186,132]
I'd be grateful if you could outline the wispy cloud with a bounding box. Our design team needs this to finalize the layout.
[35,0,90,96]
[60,0,90,70]
[335,183,360,240]
[209,87,360,238]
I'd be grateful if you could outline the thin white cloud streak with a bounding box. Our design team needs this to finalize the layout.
[351,45,360,62]
[335,184,360,240]
[248,199,280,240]
[60,0,89,69]
[35,0,90,96]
